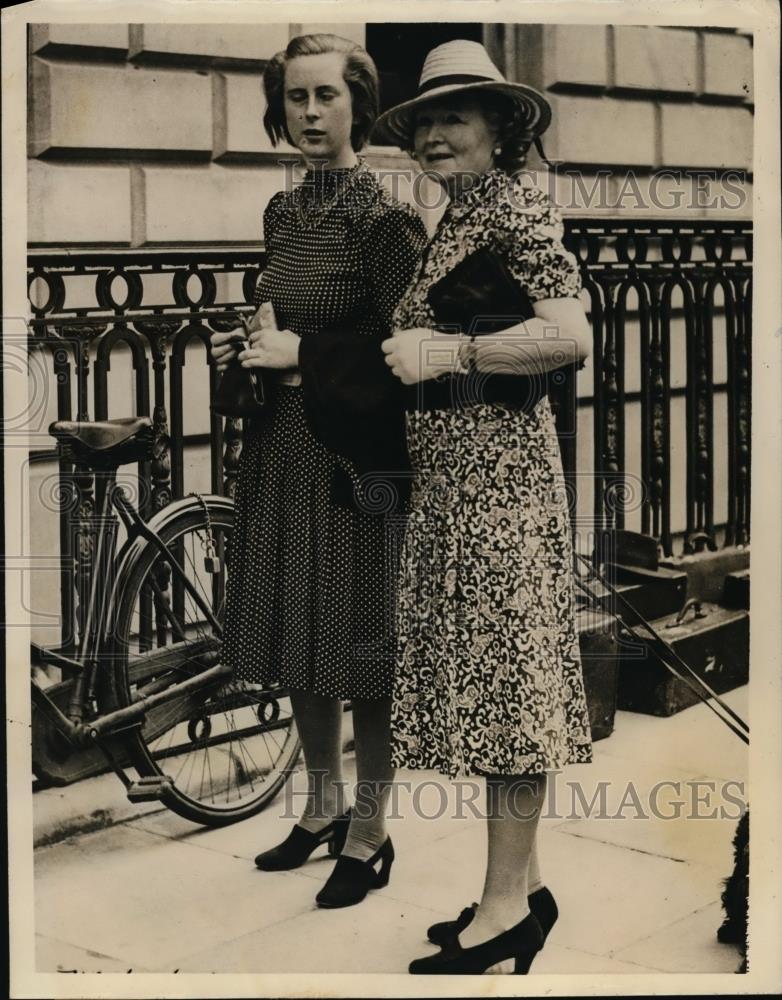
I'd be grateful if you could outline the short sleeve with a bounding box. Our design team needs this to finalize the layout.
[364,206,427,333]
[496,183,581,301]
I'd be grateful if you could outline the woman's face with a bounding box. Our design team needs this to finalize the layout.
[284,53,355,167]
[412,96,498,191]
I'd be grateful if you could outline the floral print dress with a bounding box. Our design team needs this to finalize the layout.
[389,168,594,777]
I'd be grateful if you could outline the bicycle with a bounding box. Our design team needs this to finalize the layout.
[30,415,302,826]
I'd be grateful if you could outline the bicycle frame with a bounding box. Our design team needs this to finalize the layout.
[32,476,231,750]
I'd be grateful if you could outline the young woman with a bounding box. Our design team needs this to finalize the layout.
[210,34,426,908]
[377,40,594,973]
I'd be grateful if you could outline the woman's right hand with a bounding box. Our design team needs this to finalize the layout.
[211,305,267,370]
[210,328,246,372]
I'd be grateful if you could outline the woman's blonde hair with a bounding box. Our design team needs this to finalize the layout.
[263,34,380,151]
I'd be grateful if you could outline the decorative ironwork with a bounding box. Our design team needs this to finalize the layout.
[73,332,95,652]
[563,218,752,555]
[28,218,752,646]
[222,417,243,499]
[28,249,264,646]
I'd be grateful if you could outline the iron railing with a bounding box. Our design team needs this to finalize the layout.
[562,218,751,555]
[27,217,752,648]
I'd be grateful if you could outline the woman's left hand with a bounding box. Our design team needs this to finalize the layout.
[239,319,301,370]
[381,327,450,384]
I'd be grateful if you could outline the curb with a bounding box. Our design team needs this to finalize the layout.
[33,771,168,849]
[33,731,354,849]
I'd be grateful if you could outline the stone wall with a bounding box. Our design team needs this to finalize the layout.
[28,22,753,245]
[510,24,753,215]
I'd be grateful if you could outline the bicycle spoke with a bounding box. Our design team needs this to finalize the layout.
[183,742,200,798]
[159,722,178,757]
[260,718,285,756]
[205,741,216,805]
[225,702,236,804]
[172,740,192,785]
[198,750,212,800]
[179,543,218,636]
[226,707,258,792]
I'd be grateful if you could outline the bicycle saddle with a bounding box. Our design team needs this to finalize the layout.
[49,417,154,468]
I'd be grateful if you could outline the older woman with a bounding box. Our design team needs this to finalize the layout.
[211,34,426,908]
[377,40,593,973]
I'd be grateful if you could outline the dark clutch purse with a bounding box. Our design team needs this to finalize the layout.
[426,245,536,335]
[210,323,267,419]
[210,362,266,419]
[420,246,558,413]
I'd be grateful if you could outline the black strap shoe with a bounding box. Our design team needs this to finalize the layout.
[426,903,478,947]
[409,911,545,975]
[427,886,558,947]
[254,810,350,871]
[315,837,394,908]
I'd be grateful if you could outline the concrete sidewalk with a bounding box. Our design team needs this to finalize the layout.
[33,688,748,975]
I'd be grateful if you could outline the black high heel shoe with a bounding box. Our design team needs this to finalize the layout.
[409,911,544,975]
[315,837,394,908]
[254,810,350,871]
[427,886,558,947]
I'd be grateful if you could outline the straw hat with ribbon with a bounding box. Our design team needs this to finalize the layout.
[373,39,552,148]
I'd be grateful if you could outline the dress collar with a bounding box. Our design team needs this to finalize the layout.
[290,158,377,229]
[300,158,366,201]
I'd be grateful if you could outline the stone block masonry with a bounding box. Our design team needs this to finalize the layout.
[540,25,610,90]
[28,161,132,243]
[514,24,752,190]
[29,62,213,160]
[212,73,277,161]
[127,23,289,66]
[547,95,657,167]
[702,32,753,100]
[613,26,698,94]
[661,104,753,170]
[26,23,753,247]
[139,166,283,244]
[29,23,131,58]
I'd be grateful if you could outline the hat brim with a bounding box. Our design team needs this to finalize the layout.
[372,80,552,148]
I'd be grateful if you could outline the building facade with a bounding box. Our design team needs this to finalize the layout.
[26,22,753,643]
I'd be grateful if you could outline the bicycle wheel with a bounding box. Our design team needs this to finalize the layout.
[105,498,301,826]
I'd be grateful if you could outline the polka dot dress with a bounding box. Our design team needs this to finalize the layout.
[220,163,426,700]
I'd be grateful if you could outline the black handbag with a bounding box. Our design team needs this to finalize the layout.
[210,361,266,419]
[417,247,552,412]
[210,318,267,419]
[427,245,536,335]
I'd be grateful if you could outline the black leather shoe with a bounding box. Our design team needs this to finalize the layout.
[315,837,394,908]
[254,810,350,871]
[427,886,558,947]
[409,911,544,975]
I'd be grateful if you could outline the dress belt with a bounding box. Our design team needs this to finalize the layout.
[277,370,302,386]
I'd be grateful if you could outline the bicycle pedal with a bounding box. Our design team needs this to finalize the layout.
[126,775,175,803]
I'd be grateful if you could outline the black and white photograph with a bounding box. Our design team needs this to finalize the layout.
[3,0,781,996]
